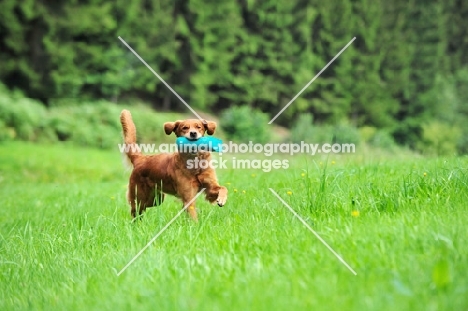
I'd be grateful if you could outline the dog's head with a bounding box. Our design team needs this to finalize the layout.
[164,119,216,140]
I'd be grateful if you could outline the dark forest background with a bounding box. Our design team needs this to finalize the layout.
[1,0,467,154]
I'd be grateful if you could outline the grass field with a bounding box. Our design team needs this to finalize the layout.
[1,142,467,310]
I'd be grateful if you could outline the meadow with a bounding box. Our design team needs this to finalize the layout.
[0,142,467,310]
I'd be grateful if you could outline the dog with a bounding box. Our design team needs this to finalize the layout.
[120,109,227,221]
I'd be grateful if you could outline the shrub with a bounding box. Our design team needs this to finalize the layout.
[46,102,182,148]
[47,102,125,149]
[417,121,461,156]
[332,124,361,145]
[290,113,313,143]
[128,107,182,144]
[220,106,270,143]
[290,114,361,145]
[0,82,183,149]
[0,93,47,141]
[359,126,377,143]
[0,120,15,141]
[368,130,396,150]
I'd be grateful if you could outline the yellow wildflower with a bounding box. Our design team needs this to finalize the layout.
[351,210,360,217]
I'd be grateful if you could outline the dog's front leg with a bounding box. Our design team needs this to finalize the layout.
[197,171,228,207]
[213,186,228,206]
[179,182,201,221]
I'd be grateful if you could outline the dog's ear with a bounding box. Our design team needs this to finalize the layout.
[164,121,182,135]
[203,120,217,135]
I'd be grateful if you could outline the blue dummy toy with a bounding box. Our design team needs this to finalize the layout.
[176,136,223,153]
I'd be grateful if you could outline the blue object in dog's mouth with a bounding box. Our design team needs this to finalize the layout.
[176,136,223,152]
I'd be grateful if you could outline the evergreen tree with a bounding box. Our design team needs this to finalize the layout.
[347,0,399,127]
[0,0,467,153]
[0,1,49,99]
[391,0,448,146]
[183,0,244,110]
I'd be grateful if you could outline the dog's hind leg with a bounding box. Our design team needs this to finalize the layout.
[128,182,158,218]
[127,182,138,218]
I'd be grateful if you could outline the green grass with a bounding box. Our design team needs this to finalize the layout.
[1,142,467,310]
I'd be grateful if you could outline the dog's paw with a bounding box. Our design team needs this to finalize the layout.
[217,187,228,207]
[217,198,226,207]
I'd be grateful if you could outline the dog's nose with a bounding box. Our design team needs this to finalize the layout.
[190,131,197,138]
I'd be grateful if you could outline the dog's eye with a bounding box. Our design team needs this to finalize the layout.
[182,126,189,130]
[196,126,202,129]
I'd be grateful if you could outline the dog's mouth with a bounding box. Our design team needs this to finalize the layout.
[184,134,202,141]
[176,135,204,156]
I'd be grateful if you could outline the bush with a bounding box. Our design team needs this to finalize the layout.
[300,124,360,145]
[0,93,47,141]
[220,106,270,143]
[0,83,187,148]
[417,121,461,156]
[332,124,361,145]
[290,113,313,143]
[46,102,122,148]
[289,113,361,145]
[427,70,468,154]
[359,126,377,143]
[0,120,15,141]
[128,107,182,145]
[368,130,397,150]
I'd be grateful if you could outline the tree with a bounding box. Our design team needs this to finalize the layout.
[0,0,49,100]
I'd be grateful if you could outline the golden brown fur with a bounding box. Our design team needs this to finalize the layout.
[120,109,227,221]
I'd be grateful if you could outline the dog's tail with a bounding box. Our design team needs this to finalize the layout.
[120,109,141,165]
